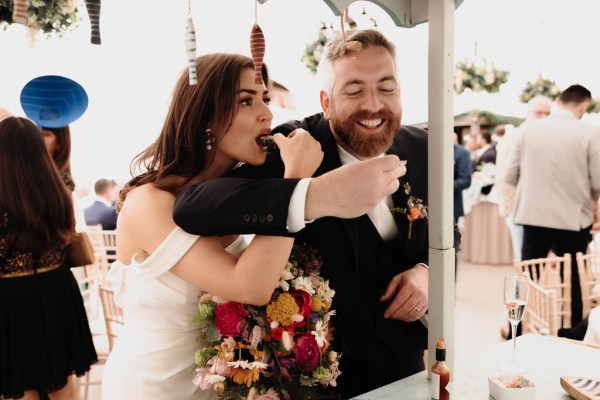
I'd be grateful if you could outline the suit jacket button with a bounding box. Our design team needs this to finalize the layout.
[266,214,273,222]
[243,214,251,223]
[259,215,266,223]
[251,214,258,223]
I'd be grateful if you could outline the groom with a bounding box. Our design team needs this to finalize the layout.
[174,30,439,398]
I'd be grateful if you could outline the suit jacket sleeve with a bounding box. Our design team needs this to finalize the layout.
[454,148,472,192]
[173,177,300,236]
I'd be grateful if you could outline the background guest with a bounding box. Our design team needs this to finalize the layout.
[504,84,600,327]
[20,75,90,231]
[0,116,97,400]
[84,178,120,230]
[495,95,552,261]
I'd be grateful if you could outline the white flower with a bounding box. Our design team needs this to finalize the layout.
[323,310,336,323]
[317,280,335,303]
[311,320,328,348]
[292,277,315,294]
[205,374,226,384]
[282,331,294,351]
[227,360,252,369]
[250,361,268,370]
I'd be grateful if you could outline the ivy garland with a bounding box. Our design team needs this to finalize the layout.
[519,77,561,103]
[454,59,509,94]
[0,0,78,36]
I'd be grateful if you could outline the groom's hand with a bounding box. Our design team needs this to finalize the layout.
[379,265,429,322]
[304,154,406,220]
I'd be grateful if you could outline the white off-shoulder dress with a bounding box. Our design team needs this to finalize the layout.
[101,227,248,399]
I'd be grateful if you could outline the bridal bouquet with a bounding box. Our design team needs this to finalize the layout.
[193,244,341,399]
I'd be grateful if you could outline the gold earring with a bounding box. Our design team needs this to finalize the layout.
[205,128,215,150]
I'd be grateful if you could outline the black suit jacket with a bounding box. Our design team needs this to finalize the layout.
[174,113,430,397]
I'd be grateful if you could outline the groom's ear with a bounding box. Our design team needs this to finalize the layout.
[320,90,331,120]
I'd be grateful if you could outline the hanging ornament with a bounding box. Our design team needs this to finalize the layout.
[85,0,102,45]
[12,0,28,25]
[184,0,197,85]
[250,0,265,85]
[338,10,362,57]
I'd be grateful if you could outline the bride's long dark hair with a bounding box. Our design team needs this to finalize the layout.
[118,53,269,211]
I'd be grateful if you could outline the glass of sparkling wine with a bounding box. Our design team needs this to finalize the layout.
[500,275,529,374]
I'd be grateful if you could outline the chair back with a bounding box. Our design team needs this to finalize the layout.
[522,278,560,336]
[514,254,572,329]
[99,285,125,351]
[101,229,117,265]
[575,252,600,319]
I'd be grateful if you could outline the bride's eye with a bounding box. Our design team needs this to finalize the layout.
[263,97,271,105]
[240,98,253,106]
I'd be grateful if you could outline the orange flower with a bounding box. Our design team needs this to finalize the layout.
[229,366,262,388]
[408,207,422,222]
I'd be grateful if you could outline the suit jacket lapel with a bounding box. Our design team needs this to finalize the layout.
[313,118,361,266]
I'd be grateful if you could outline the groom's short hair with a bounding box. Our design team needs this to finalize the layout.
[317,29,397,96]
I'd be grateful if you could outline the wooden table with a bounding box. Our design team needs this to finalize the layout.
[353,334,600,399]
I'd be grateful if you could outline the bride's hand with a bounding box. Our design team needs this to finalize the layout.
[274,129,323,178]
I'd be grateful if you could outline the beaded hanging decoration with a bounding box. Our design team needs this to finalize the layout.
[85,0,102,44]
[250,0,265,84]
[11,0,28,24]
[185,0,198,85]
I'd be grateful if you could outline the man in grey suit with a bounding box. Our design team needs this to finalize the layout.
[504,84,600,326]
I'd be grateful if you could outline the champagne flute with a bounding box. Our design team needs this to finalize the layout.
[499,275,529,374]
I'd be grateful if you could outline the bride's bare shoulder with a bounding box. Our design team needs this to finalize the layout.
[120,183,175,220]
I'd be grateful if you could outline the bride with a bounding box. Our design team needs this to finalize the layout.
[101,53,323,399]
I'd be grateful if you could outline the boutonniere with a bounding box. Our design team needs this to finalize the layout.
[390,182,428,239]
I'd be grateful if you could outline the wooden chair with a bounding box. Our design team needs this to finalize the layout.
[78,285,125,399]
[99,284,124,351]
[101,229,117,265]
[514,254,572,329]
[86,225,113,282]
[522,278,560,336]
[575,252,600,319]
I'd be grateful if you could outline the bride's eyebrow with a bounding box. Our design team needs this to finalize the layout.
[238,88,270,96]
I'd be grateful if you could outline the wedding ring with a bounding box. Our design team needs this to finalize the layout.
[414,306,420,313]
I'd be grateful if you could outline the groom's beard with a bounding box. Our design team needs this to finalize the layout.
[330,108,400,159]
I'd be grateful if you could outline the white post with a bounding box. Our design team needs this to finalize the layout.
[427,0,456,377]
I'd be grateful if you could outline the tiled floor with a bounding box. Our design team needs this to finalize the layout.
[79,255,513,399]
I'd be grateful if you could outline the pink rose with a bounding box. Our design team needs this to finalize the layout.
[215,302,247,337]
[293,334,320,370]
[257,388,281,400]
[290,289,312,328]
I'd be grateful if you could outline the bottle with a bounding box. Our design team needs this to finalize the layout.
[431,337,450,400]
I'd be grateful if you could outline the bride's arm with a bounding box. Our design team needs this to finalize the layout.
[119,185,294,305]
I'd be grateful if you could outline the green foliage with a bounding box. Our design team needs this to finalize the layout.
[454,60,510,94]
[519,77,561,103]
[0,0,78,36]
[587,98,600,114]
[302,28,332,75]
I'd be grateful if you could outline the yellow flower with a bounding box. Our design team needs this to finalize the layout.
[266,293,299,326]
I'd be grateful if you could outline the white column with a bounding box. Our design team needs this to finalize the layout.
[427,0,456,377]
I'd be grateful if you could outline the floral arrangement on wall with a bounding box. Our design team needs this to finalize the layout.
[0,0,78,37]
[454,59,510,94]
[519,77,561,103]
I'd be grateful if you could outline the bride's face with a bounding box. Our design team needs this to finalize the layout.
[214,68,273,167]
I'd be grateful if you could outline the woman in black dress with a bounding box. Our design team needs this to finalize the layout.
[0,117,97,399]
